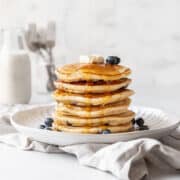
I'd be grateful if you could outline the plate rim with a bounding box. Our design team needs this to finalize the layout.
[10,104,180,137]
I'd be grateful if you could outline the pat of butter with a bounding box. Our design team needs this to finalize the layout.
[79,55,104,64]
[79,55,90,63]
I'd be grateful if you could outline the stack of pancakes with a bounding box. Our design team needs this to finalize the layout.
[52,62,135,134]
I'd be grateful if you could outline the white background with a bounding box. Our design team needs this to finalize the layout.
[0,0,179,111]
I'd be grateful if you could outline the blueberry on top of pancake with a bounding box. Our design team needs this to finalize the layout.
[106,56,121,65]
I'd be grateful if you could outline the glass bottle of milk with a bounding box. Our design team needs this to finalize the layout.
[0,28,31,104]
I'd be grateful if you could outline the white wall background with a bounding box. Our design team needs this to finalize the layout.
[0,0,179,111]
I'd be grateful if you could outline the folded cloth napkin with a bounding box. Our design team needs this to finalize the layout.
[0,104,180,180]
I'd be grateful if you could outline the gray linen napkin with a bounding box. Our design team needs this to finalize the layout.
[0,104,180,180]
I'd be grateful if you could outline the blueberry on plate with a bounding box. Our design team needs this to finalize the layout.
[106,56,121,65]
[101,129,111,134]
[44,117,54,127]
[45,127,52,131]
[139,125,149,131]
[136,118,144,127]
[39,124,46,129]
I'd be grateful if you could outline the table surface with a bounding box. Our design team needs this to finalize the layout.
[0,89,180,180]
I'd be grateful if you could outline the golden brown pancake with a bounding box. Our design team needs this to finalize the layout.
[52,122,133,134]
[55,98,131,118]
[54,78,131,94]
[52,61,135,134]
[53,110,135,127]
[52,88,134,106]
[56,63,131,82]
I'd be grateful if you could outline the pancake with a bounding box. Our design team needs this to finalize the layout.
[52,88,134,106]
[52,61,135,134]
[54,78,131,94]
[52,122,133,134]
[56,63,131,82]
[53,110,135,127]
[55,98,131,118]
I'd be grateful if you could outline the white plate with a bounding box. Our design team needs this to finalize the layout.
[11,105,180,146]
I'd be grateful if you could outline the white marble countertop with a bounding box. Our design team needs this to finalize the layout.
[0,90,180,180]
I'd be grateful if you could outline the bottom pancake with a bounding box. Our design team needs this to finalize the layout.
[53,110,135,127]
[52,122,133,134]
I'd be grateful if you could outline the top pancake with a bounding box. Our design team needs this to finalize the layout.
[56,63,131,82]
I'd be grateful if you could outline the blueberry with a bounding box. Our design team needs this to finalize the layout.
[44,117,54,127]
[139,125,149,131]
[39,124,46,129]
[106,56,121,65]
[136,118,144,127]
[46,127,52,131]
[101,129,111,134]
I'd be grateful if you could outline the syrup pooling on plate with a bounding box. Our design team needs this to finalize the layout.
[51,55,139,134]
